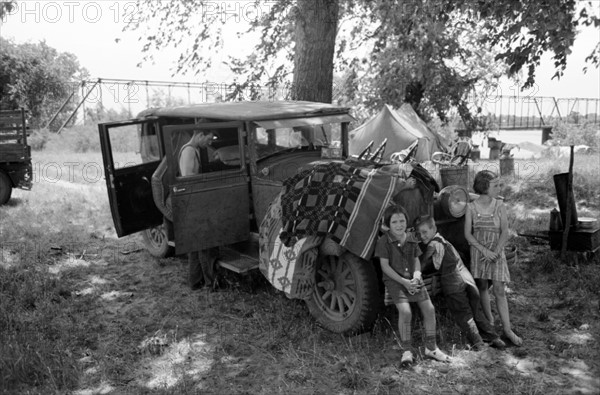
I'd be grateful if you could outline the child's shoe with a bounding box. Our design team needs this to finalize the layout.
[400,350,414,366]
[489,338,506,349]
[424,347,452,362]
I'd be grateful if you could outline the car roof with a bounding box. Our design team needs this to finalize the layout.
[137,101,351,121]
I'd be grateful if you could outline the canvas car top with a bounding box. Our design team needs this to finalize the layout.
[135,100,351,122]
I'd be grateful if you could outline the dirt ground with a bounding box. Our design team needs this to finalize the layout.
[3,169,600,394]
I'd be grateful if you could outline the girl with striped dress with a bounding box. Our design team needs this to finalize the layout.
[464,170,523,346]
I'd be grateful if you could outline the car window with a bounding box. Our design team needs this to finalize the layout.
[168,126,242,179]
[255,123,341,159]
[108,124,154,169]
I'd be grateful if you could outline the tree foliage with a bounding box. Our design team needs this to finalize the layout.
[335,0,599,126]
[335,1,508,125]
[0,1,15,19]
[0,38,89,131]
[128,0,599,126]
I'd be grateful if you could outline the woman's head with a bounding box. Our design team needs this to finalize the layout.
[473,170,498,195]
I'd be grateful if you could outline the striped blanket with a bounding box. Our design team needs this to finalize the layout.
[279,160,412,260]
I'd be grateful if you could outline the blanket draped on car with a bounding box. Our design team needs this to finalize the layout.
[259,160,437,298]
[258,192,322,299]
[279,160,412,260]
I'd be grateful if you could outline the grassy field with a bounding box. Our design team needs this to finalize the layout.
[1,150,599,394]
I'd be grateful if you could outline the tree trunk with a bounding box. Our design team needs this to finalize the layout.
[404,81,425,115]
[291,0,339,103]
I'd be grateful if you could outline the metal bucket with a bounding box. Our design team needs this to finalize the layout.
[470,146,480,162]
[500,157,514,176]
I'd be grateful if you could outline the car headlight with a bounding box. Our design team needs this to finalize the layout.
[438,185,469,218]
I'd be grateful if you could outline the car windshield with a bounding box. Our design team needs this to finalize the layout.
[255,124,341,159]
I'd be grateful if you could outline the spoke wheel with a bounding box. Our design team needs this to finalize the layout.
[142,224,174,258]
[306,252,379,335]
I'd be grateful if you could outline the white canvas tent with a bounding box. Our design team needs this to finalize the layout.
[349,103,446,162]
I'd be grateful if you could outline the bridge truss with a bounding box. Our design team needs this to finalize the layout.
[49,78,600,133]
[477,95,599,130]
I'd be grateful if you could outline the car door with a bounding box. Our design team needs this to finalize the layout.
[163,122,250,255]
[98,118,163,237]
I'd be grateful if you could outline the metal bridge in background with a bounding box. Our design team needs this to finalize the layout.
[49,78,600,133]
[477,95,600,130]
[49,78,237,133]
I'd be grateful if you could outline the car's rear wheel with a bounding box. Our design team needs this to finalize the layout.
[306,252,380,335]
[142,225,174,258]
[0,171,13,205]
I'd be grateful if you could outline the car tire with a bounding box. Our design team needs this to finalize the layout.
[306,252,380,335]
[142,225,174,258]
[0,171,13,205]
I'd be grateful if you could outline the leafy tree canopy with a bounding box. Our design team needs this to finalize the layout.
[0,1,16,19]
[127,0,599,126]
[0,38,89,130]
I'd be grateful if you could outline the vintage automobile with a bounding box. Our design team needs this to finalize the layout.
[98,101,470,335]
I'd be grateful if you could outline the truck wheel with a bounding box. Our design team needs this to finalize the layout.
[306,252,380,335]
[0,171,12,205]
[142,225,174,258]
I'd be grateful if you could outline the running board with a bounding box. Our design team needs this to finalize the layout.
[217,247,259,273]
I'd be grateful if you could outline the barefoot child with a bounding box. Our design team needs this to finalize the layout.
[375,205,451,365]
[465,170,522,346]
[414,215,505,350]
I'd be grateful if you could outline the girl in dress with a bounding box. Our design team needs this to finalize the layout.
[376,205,452,365]
[464,170,522,346]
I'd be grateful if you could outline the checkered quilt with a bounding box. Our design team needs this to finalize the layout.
[279,160,412,260]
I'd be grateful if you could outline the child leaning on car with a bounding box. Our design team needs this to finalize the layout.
[414,215,505,350]
[374,205,452,366]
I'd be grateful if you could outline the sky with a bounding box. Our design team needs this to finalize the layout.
[1,0,599,113]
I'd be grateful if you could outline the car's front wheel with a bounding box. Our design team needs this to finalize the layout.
[142,225,174,258]
[306,252,380,335]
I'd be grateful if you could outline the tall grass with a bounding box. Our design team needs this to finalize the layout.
[497,155,600,235]
[29,124,139,153]
[1,149,119,393]
[0,263,85,392]
[507,155,600,209]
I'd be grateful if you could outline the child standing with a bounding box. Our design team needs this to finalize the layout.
[464,170,522,346]
[415,215,506,350]
[375,205,451,365]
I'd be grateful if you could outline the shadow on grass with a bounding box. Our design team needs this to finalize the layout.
[3,197,25,207]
